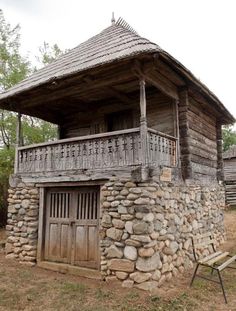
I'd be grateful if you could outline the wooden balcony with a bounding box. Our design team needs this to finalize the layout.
[15,128,177,175]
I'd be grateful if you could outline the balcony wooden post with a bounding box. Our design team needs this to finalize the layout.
[173,99,180,168]
[139,78,149,180]
[14,113,22,174]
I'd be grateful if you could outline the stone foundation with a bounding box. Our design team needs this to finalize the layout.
[5,182,39,266]
[100,179,226,290]
[5,177,226,290]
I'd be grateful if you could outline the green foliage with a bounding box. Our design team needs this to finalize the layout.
[0,147,14,226]
[222,125,236,151]
[0,10,62,225]
[36,41,63,67]
[0,9,31,91]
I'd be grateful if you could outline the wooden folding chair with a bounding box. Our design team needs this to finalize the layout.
[190,232,236,303]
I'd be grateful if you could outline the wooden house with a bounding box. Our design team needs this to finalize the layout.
[0,18,235,290]
[223,145,236,206]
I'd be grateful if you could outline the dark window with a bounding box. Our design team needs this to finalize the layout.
[107,110,133,132]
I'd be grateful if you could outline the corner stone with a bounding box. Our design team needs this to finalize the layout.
[108,259,135,272]
[136,252,162,272]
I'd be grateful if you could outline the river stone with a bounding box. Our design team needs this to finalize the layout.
[131,235,151,243]
[129,188,142,194]
[135,281,158,291]
[101,214,112,228]
[152,270,161,281]
[110,201,120,208]
[19,208,26,215]
[138,247,154,258]
[124,182,136,188]
[124,246,137,261]
[136,252,162,272]
[143,213,154,222]
[112,219,125,229]
[133,222,149,234]
[134,198,150,205]
[106,245,123,258]
[121,200,133,207]
[106,228,123,241]
[125,239,142,247]
[118,206,128,214]
[121,214,134,221]
[130,272,152,283]
[127,193,139,200]
[163,241,179,255]
[8,206,17,214]
[125,221,133,234]
[116,271,128,280]
[162,263,170,273]
[21,199,30,209]
[29,189,38,195]
[108,259,135,272]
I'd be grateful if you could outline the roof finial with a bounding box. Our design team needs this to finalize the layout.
[111,12,115,25]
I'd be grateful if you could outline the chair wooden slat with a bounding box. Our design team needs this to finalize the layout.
[206,252,229,266]
[193,232,212,241]
[218,255,236,271]
[199,251,223,264]
[191,233,236,304]
[194,240,215,249]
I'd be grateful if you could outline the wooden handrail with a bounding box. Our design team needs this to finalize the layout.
[15,128,178,174]
[147,128,177,141]
[17,128,140,151]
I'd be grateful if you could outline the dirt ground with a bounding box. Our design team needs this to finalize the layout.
[0,210,236,311]
[0,228,6,241]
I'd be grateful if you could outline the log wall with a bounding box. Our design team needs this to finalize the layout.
[188,97,218,180]
[224,158,236,206]
[60,91,175,139]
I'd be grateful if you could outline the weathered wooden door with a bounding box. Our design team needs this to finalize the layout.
[44,187,100,269]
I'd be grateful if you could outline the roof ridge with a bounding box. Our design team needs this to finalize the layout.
[116,17,138,35]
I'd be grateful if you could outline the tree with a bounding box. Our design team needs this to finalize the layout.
[36,41,63,67]
[0,9,31,91]
[0,10,62,226]
[222,125,236,151]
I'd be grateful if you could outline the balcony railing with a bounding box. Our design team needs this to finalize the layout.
[15,128,177,174]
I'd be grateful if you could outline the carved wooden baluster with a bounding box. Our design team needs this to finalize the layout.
[71,144,75,170]
[117,135,123,166]
[155,133,159,167]
[76,142,81,169]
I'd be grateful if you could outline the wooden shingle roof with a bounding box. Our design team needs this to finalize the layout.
[0,21,160,100]
[0,18,235,124]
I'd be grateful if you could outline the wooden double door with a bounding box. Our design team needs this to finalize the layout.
[44,187,100,269]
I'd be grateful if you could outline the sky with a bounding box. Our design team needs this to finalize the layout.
[1,0,236,123]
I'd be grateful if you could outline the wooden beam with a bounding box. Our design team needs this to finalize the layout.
[178,88,193,180]
[139,79,147,119]
[139,78,149,180]
[16,113,23,146]
[216,123,224,181]
[84,76,132,104]
[144,70,179,100]
[19,69,135,110]
[152,57,186,86]
[132,60,179,100]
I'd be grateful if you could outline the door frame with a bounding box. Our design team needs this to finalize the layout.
[37,181,103,271]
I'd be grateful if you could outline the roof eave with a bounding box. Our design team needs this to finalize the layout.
[159,52,235,125]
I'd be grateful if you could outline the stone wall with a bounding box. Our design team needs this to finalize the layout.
[5,182,39,266]
[100,179,225,290]
[5,177,226,290]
